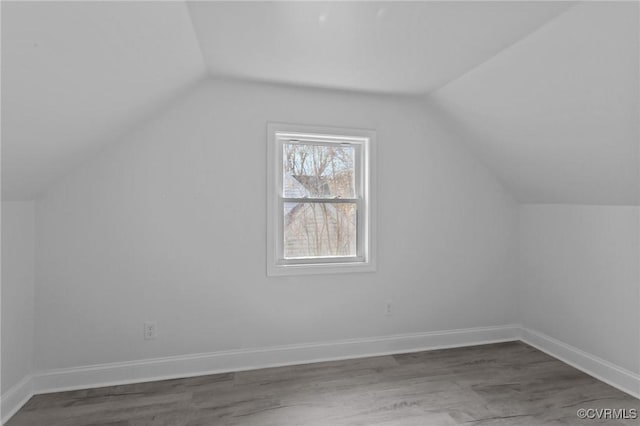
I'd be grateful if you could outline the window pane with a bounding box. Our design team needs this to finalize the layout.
[283,143,355,198]
[284,202,357,258]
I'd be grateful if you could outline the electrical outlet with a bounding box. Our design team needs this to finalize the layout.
[144,321,157,340]
[385,300,392,316]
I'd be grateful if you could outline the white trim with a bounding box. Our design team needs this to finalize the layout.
[1,375,34,425]
[520,327,640,399]
[34,324,517,394]
[1,324,517,423]
[4,325,639,424]
[266,122,377,276]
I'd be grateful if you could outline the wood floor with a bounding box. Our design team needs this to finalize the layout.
[7,342,640,426]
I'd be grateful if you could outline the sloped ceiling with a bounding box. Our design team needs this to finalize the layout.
[2,1,636,206]
[430,1,639,205]
[1,1,206,200]
[187,1,571,94]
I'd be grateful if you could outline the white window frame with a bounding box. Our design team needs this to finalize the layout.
[267,123,376,276]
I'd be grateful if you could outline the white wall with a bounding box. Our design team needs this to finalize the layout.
[34,78,518,371]
[519,204,639,374]
[2,201,35,393]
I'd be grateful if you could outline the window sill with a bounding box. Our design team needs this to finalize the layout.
[267,260,376,276]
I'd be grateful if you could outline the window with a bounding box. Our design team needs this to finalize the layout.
[267,123,376,276]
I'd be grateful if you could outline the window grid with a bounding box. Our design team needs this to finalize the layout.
[267,123,375,276]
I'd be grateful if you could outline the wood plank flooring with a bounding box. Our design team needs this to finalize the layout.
[7,342,640,425]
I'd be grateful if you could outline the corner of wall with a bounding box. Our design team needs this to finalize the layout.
[1,201,37,424]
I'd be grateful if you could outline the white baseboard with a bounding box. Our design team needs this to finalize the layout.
[1,375,33,425]
[1,324,518,424]
[520,327,640,399]
[4,324,638,425]
[34,324,519,394]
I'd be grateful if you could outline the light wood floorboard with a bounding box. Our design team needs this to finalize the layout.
[7,342,640,425]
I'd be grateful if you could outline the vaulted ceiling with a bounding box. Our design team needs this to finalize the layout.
[2,1,637,205]
[2,1,206,200]
[187,1,571,94]
[430,1,639,205]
